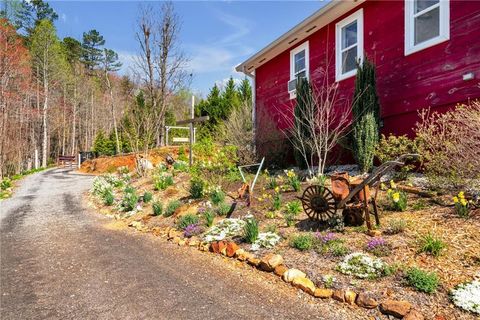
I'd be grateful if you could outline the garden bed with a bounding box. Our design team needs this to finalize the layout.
[86,145,480,319]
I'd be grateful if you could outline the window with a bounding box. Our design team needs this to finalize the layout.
[289,41,309,97]
[405,0,450,55]
[336,9,364,82]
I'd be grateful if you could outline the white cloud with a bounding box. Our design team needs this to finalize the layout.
[116,51,138,75]
[60,13,67,23]
[214,77,243,90]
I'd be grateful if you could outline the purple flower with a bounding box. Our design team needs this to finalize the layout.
[366,237,386,251]
[198,207,206,214]
[316,232,337,243]
[184,223,202,238]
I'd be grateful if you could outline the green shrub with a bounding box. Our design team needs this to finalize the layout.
[375,134,419,179]
[0,178,12,190]
[119,187,138,212]
[405,267,439,294]
[178,146,188,162]
[189,177,205,199]
[419,233,446,257]
[384,219,407,235]
[164,200,181,217]
[143,191,153,203]
[331,242,350,257]
[173,160,188,172]
[216,202,231,216]
[386,188,408,211]
[152,201,163,216]
[203,209,215,227]
[177,214,200,230]
[243,217,259,244]
[153,174,174,191]
[102,189,114,206]
[290,234,315,251]
[210,188,225,205]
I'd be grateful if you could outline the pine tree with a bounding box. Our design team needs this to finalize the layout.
[238,77,252,106]
[81,29,105,71]
[352,57,380,172]
[222,77,240,111]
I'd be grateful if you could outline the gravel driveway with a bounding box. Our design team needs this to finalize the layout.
[1,168,365,319]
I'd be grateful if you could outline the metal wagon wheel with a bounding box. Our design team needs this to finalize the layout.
[300,185,337,222]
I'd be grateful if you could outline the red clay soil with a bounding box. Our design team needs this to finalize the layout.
[79,146,182,174]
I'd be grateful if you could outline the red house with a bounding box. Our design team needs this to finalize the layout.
[236,0,480,163]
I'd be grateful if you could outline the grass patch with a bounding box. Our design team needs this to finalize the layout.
[419,233,446,257]
[405,267,439,293]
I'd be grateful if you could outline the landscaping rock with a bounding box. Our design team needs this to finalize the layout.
[219,241,228,255]
[345,290,357,305]
[367,230,382,237]
[188,238,199,247]
[226,242,239,257]
[380,300,412,318]
[356,292,379,309]
[292,277,316,295]
[274,265,288,277]
[168,228,180,239]
[332,289,345,302]
[172,236,181,244]
[199,243,210,251]
[259,254,284,272]
[178,239,186,246]
[234,248,245,258]
[314,288,333,299]
[247,257,261,267]
[282,269,306,283]
[404,309,424,320]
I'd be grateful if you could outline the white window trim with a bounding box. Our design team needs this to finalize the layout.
[335,8,364,82]
[289,41,309,99]
[404,0,450,56]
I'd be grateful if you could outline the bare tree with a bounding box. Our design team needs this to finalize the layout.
[278,73,352,177]
[134,1,189,147]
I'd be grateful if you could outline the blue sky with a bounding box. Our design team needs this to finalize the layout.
[50,1,327,96]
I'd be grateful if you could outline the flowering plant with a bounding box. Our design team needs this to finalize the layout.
[284,169,301,192]
[453,191,470,218]
[450,280,480,314]
[365,237,391,256]
[184,223,203,238]
[203,218,246,242]
[272,186,282,210]
[251,232,282,251]
[386,180,407,211]
[337,252,388,279]
[316,232,337,244]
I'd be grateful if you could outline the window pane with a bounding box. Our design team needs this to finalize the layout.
[414,7,440,44]
[294,50,305,73]
[296,70,306,79]
[341,46,357,74]
[342,21,357,49]
[415,0,439,13]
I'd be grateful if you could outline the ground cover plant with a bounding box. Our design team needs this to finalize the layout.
[405,267,439,294]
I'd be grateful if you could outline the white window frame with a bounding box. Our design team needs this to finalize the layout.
[404,0,450,55]
[289,41,309,99]
[335,9,364,82]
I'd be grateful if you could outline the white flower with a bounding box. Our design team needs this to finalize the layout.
[337,252,387,279]
[250,232,281,251]
[450,280,480,314]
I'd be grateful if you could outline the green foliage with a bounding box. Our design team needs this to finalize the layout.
[243,217,259,244]
[177,214,200,230]
[164,200,181,217]
[284,200,302,227]
[405,267,439,294]
[189,177,205,199]
[81,29,105,70]
[285,169,301,192]
[384,219,407,235]
[331,243,350,257]
[153,174,174,191]
[1,178,12,190]
[293,78,312,169]
[386,188,408,211]
[375,134,419,178]
[419,233,446,257]
[215,202,231,217]
[210,188,225,205]
[102,188,114,206]
[119,186,138,212]
[290,234,315,251]
[92,130,116,156]
[178,146,188,162]
[173,160,188,172]
[264,223,277,234]
[203,209,215,227]
[142,191,153,203]
[265,211,276,219]
[152,201,163,216]
[272,188,282,211]
[352,57,380,172]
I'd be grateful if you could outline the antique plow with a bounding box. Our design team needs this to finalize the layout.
[299,154,419,229]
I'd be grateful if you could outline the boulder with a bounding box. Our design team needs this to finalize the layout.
[345,290,357,305]
[356,292,379,309]
[226,242,239,257]
[247,257,261,267]
[367,230,382,237]
[259,254,284,272]
[274,265,288,277]
[314,288,333,299]
[282,269,306,283]
[292,277,316,295]
[332,289,345,302]
[380,300,412,318]
[219,241,228,255]
[404,310,424,320]
[210,241,219,253]
[172,236,181,244]
[168,228,180,239]
[178,239,186,246]
[188,239,199,247]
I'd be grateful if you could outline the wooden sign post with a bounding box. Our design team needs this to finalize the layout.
[176,96,209,166]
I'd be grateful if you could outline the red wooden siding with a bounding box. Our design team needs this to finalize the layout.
[255,0,480,159]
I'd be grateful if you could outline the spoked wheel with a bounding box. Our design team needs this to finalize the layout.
[300,185,337,222]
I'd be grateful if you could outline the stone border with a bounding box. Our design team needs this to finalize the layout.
[130,222,424,320]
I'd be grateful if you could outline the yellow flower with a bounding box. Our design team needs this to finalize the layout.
[274,186,280,193]
[390,180,397,189]
[453,196,459,203]
[392,192,400,203]
[286,170,296,178]
[380,183,386,190]
[387,188,393,195]
[458,191,465,199]
[460,199,467,207]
